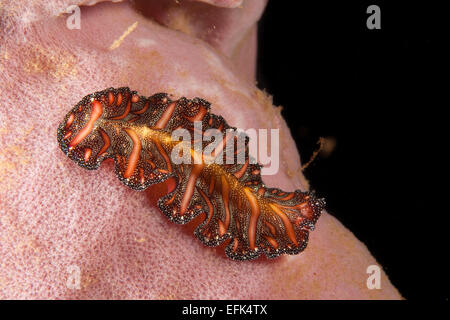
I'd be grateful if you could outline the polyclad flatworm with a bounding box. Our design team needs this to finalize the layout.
[57,87,325,261]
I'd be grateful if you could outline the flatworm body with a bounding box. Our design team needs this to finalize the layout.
[57,87,325,261]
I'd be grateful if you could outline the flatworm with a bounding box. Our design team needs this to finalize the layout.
[57,87,325,261]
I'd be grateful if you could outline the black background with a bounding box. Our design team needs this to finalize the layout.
[257,1,445,300]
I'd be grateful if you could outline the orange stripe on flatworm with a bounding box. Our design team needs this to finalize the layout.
[278,201,310,211]
[243,188,261,250]
[108,92,115,105]
[208,178,215,195]
[133,101,149,114]
[197,188,214,233]
[164,178,177,205]
[153,140,172,172]
[265,221,276,236]
[179,163,204,215]
[131,95,139,103]
[122,128,141,179]
[167,177,177,193]
[263,235,279,249]
[282,208,298,215]
[110,99,131,120]
[84,148,92,162]
[234,159,249,179]
[295,216,304,227]
[165,193,176,205]
[69,100,103,148]
[97,128,111,157]
[154,102,176,129]
[299,203,315,219]
[232,238,239,252]
[218,221,226,238]
[145,159,156,169]
[138,168,144,183]
[128,116,140,123]
[235,215,241,233]
[116,93,123,106]
[257,187,265,196]
[118,155,127,168]
[219,176,231,236]
[183,105,207,122]
[189,126,204,135]
[279,192,295,201]
[269,203,298,246]
[65,113,75,128]
[63,131,72,140]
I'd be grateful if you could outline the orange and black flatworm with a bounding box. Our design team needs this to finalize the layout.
[57,87,325,261]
